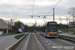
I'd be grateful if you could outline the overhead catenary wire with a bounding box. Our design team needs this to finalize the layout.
[45,0,61,16]
[31,0,61,18]
[32,0,35,18]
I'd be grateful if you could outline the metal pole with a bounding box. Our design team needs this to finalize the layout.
[35,20,37,26]
[44,16,46,23]
[44,18,45,23]
[6,19,8,34]
[35,20,37,30]
[67,18,68,26]
[60,18,62,24]
[53,8,55,21]
[73,16,74,32]
[60,18,62,30]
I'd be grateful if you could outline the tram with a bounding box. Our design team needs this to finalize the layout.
[41,21,58,37]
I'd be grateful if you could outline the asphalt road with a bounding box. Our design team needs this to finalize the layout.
[36,32,75,50]
[13,32,75,50]
[15,33,43,50]
[0,35,17,50]
[27,33,40,50]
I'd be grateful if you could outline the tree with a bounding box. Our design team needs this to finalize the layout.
[68,7,75,17]
[68,7,75,34]
[12,21,23,31]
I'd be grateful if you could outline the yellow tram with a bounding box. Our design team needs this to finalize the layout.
[41,21,58,37]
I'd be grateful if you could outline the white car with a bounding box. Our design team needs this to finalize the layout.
[0,31,3,35]
[18,28,22,33]
[58,30,62,33]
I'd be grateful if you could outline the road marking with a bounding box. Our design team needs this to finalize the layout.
[33,33,45,50]
[44,40,45,41]
[46,41,48,43]
[48,43,51,46]
[21,33,31,50]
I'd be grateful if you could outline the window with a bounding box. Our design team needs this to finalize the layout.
[47,25,57,32]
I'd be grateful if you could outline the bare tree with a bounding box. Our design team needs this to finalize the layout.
[68,7,75,16]
[68,7,75,33]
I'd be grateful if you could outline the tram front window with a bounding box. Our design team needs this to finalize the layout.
[48,25,57,32]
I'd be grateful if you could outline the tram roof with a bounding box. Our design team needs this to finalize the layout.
[45,21,57,23]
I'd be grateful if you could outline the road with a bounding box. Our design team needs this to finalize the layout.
[36,32,75,50]
[0,35,17,50]
[14,32,75,50]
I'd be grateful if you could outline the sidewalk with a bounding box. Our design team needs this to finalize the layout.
[0,35,17,50]
[59,33,75,37]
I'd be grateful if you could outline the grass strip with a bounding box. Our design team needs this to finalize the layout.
[8,32,17,34]
[58,35,75,40]
[62,30,73,33]
[15,34,25,39]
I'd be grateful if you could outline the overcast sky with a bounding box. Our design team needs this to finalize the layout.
[0,0,74,26]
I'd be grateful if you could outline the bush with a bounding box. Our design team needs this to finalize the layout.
[8,29,14,32]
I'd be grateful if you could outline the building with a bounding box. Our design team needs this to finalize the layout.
[0,19,12,29]
[69,22,75,30]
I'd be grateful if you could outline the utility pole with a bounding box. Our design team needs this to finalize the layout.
[60,18,62,24]
[60,18,62,30]
[53,8,55,21]
[44,16,46,23]
[67,18,68,25]
[6,18,8,34]
[52,0,61,21]
[35,20,37,30]
[35,20,37,26]
[67,18,68,26]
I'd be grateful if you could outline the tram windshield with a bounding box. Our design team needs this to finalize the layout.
[48,25,57,32]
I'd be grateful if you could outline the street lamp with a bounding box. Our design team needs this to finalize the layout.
[53,8,55,21]
[43,16,46,23]
[6,25,8,34]
[6,18,9,34]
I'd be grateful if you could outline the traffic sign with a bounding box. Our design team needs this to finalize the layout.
[21,24,24,27]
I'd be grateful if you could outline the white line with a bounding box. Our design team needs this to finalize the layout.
[21,33,31,50]
[48,43,51,46]
[33,33,45,50]
[46,41,48,43]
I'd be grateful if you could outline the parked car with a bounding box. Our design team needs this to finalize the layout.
[58,30,62,33]
[17,28,22,33]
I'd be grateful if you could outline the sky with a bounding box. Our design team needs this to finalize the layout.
[0,0,74,26]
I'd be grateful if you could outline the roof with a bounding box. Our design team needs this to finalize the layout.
[46,21,57,23]
[48,21,56,22]
[0,18,11,25]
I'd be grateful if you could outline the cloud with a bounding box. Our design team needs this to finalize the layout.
[0,0,33,5]
[0,0,74,25]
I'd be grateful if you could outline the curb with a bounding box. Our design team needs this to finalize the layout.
[21,33,31,50]
[5,34,28,50]
[58,36,75,42]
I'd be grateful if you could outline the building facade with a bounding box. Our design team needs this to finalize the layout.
[0,19,12,29]
[69,22,75,30]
